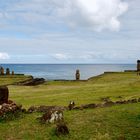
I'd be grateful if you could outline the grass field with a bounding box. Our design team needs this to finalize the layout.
[0,72,140,140]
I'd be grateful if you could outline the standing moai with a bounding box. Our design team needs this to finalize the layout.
[137,60,140,75]
[0,86,9,104]
[75,69,80,80]
[6,68,10,75]
[0,67,4,75]
[12,71,14,75]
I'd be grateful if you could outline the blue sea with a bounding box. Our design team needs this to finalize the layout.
[0,64,136,80]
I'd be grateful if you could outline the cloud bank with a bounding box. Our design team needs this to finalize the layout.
[0,52,10,60]
[57,0,128,31]
[0,0,128,32]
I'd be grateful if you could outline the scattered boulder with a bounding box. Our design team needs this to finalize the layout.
[68,101,75,110]
[28,105,67,113]
[103,101,115,107]
[27,106,38,113]
[55,122,69,136]
[100,96,110,102]
[37,106,56,113]
[0,86,9,105]
[116,96,123,99]
[115,100,126,105]
[40,109,63,123]
[130,99,137,103]
[81,103,97,109]
[73,106,83,110]
[138,98,140,102]
[0,100,26,120]
[96,103,103,108]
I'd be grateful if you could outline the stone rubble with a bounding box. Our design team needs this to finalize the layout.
[0,100,25,118]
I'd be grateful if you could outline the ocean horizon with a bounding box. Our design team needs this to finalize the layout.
[0,64,136,80]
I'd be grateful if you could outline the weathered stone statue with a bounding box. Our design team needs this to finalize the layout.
[12,71,14,75]
[6,68,10,75]
[137,60,140,75]
[0,67,4,75]
[0,86,9,105]
[75,69,80,80]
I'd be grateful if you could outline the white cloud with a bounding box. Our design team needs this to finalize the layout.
[0,0,128,32]
[59,0,128,31]
[0,52,10,60]
[52,53,69,60]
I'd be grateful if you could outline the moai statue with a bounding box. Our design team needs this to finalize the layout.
[75,69,80,80]
[6,68,10,75]
[137,60,140,75]
[12,71,14,75]
[0,67,4,75]
[0,86,9,104]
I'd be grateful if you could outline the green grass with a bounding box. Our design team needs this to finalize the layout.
[0,72,140,139]
[0,75,32,86]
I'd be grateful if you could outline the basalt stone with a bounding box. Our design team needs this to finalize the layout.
[27,106,38,113]
[81,103,97,109]
[95,103,103,108]
[21,108,27,113]
[1,103,16,114]
[38,106,67,113]
[0,101,25,119]
[100,96,110,102]
[115,100,128,104]
[103,101,115,107]
[122,100,128,104]
[115,100,126,104]
[73,106,83,110]
[127,100,132,104]
[55,122,69,136]
[130,99,137,103]
[68,101,75,110]
[28,105,67,113]
[40,109,63,123]
[0,86,9,105]
[117,96,123,99]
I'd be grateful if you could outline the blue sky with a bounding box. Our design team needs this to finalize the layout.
[0,0,139,64]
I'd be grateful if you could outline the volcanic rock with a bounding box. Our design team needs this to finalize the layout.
[55,122,69,136]
[0,86,9,105]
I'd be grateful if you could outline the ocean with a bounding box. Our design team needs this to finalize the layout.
[0,64,136,80]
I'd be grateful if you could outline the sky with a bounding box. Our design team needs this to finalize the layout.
[0,0,139,64]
